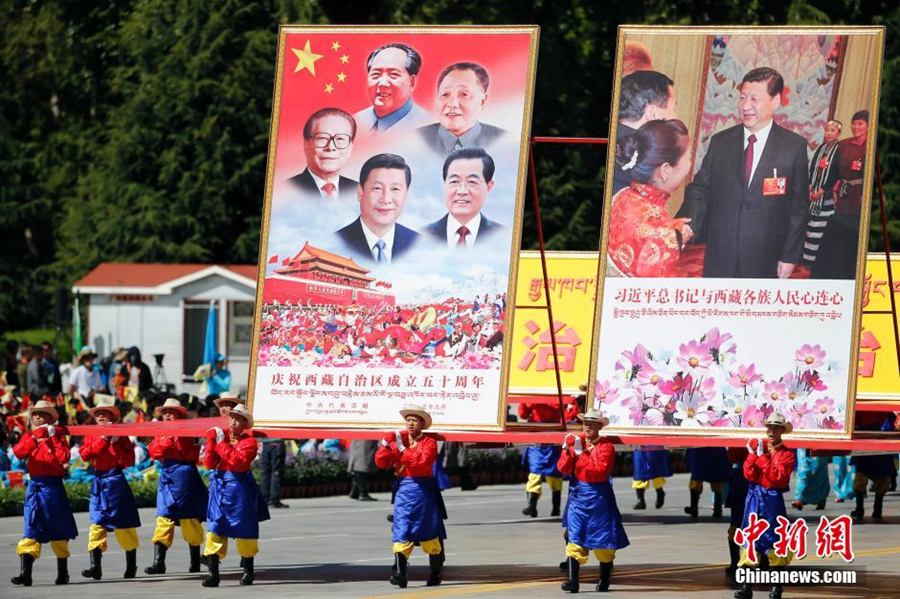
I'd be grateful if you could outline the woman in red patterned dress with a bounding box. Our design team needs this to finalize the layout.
[608,119,693,277]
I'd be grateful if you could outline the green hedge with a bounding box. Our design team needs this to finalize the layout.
[0,480,159,518]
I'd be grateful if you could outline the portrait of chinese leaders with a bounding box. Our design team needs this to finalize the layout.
[2,3,898,599]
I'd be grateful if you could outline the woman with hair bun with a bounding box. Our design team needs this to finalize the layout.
[608,119,693,277]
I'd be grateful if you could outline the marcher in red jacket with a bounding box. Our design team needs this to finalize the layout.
[734,413,797,599]
[79,395,141,581]
[11,400,78,587]
[144,398,208,575]
[375,405,447,589]
[557,409,629,593]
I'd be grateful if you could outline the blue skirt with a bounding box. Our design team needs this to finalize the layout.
[794,449,831,504]
[90,468,141,529]
[207,470,270,539]
[632,449,672,481]
[563,480,629,551]
[726,466,749,527]
[157,460,209,521]
[850,454,897,478]
[24,476,78,543]
[524,446,562,478]
[392,477,447,543]
[832,456,855,500]
[742,482,787,556]
[686,448,731,483]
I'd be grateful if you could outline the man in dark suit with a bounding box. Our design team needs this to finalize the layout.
[335,153,420,265]
[612,70,677,194]
[425,147,505,249]
[678,67,809,279]
[288,107,358,201]
[416,62,506,155]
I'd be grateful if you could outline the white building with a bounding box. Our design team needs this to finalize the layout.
[73,263,258,395]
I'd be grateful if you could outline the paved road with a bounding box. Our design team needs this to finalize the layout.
[1,473,897,598]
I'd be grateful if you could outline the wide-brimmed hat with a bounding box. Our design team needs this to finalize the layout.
[89,395,121,422]
[213,391,244,409]
[77,347,97,363]
[113,348,128,361]
[764,413,793,434]
[578,384,588,392]
[154,397,188,419]
[577,408,609,427]
[399,404,433,429]
[228,404,253,429]
[29,400,59,425]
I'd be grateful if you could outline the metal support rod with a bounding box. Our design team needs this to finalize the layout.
[528,144,568,429]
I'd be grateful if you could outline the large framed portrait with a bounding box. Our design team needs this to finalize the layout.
[590,26,885,438]
[248,26,540,429]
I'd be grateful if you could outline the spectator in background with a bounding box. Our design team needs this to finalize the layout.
[207,354,231,396]
[5,340,19,389]
[347,440,378,501]
[16,345,32,394]
[27,343,51,397]
[260,437,289,509]
[69,348,98,400]
[125,347,153,393]
[41,342,62,396]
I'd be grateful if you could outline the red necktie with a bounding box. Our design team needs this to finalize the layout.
[456,226,470,248]
[322,183,336,198]
[744,134,757,185]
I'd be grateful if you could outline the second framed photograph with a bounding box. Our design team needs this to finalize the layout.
[590,26,885,438]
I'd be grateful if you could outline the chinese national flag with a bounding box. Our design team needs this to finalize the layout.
[282,257,291,266]
[268,254,279,265]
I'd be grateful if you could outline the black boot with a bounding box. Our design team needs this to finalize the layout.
[56,557,69,585]
[655,487,666,509]
[768,566,783,599]
[11,554,34,587]
[734,581,754,598]
[815,499,826,510]
[684,489,700,519]
[145,542,167,575]
[189,544,202,573]
[551,490,562,517]
[124,549,138,579]
[725,538,740,577]
[596,561,613,592]
[561,557,580,593]
[713,491,724,518]
[634,488,647,510]
[872,493,885,519]
[240,556,255,585]
[348,474,360,500]
[389,553,408,588]
[426,553,443,586]
[202,554,219,587]
[851,494,865,521]
[82,547,103,580]
[522,492,539,518]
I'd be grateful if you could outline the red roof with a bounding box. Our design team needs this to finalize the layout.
[73,263,258,289]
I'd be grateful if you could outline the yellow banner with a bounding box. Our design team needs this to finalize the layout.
[858,254,900,400]
[510,252,598,393]
[512,251,900,399]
